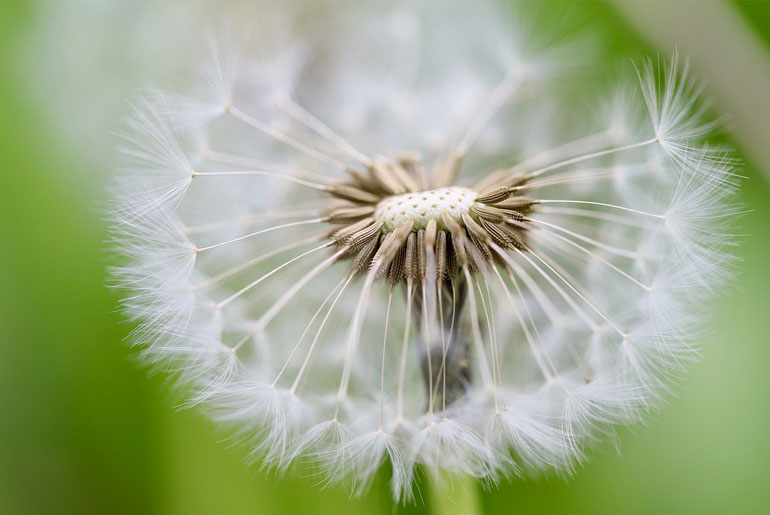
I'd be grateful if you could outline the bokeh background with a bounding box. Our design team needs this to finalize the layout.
[1,1,769,514]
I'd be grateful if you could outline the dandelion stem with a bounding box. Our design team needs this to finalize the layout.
[426,471,481,515]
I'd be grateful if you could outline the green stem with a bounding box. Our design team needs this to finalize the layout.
[426,471,482,515]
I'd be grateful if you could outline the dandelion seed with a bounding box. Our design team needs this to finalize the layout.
[110,0,740,502]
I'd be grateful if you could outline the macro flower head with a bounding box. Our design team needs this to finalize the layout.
[110,0,740,501]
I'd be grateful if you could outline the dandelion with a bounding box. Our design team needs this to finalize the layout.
[110,0,740,502]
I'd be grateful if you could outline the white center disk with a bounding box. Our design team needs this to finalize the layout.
[374,186,478,231]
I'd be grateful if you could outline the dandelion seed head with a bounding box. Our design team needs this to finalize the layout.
[374,187,478,232]
[110,0,740,501]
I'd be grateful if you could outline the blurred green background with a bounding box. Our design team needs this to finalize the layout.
[1,1,769,514]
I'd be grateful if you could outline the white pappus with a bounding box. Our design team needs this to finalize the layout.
[109,0,741,502]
